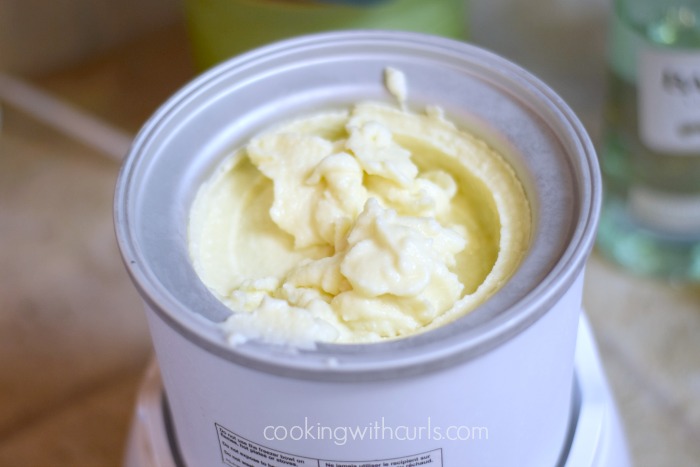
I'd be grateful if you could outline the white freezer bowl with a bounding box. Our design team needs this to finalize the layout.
[123,313,630,467]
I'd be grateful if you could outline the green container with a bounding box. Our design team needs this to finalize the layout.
[184,0,468,70]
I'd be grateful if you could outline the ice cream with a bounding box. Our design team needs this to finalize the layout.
[188,69,530,346]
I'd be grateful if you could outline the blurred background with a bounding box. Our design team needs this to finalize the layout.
[1,0,699,465]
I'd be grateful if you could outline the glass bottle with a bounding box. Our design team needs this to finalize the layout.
[597,0,700,280]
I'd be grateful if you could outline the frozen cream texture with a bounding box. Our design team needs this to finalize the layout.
[189,71,530,346]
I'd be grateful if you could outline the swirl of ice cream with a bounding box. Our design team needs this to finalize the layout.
[188,70,530,346]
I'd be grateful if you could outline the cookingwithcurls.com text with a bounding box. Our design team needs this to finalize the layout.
[263,417,488,446]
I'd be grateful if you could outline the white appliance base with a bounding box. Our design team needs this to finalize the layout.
[123,313,630,467]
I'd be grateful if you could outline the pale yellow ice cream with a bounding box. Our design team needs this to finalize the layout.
[189,70,530,346]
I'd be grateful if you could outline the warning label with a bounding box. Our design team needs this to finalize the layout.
[215,424,443,467]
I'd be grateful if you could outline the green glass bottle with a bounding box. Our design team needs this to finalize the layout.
[597,0,700,280]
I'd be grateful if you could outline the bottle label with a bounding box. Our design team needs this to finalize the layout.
[638,47,700,154]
